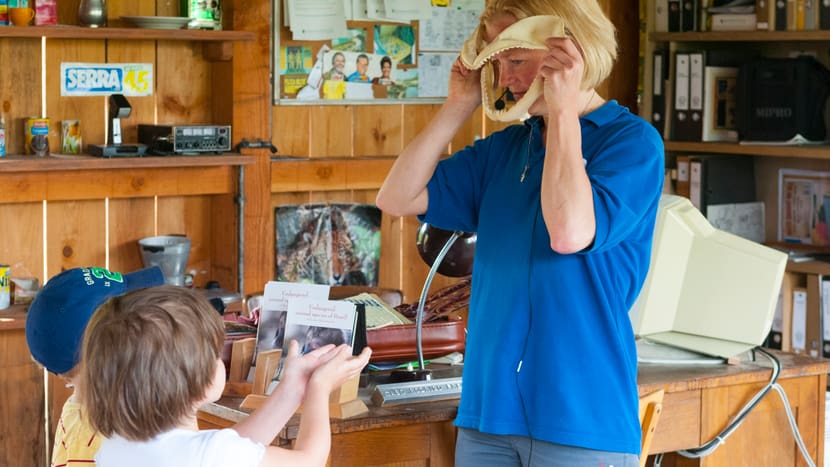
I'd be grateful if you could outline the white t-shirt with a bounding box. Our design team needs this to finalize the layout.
[96,428,266,467]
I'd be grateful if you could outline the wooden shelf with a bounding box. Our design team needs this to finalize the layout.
[0,154,255,173]
[664,141,830,159]
[651,30,830,42]
[0,25,254,42]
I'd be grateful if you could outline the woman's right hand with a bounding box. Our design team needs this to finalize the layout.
[446,57,482,112]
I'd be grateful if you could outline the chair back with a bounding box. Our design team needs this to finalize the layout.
[639,389,665,467]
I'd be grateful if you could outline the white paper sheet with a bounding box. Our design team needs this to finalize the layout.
[419,0,484,51]
[287,0,348,40]
[417,52,454,97]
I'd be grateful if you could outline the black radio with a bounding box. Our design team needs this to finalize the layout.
[137,124,232,155]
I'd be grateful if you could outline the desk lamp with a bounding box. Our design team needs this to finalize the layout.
[389,223,475,382]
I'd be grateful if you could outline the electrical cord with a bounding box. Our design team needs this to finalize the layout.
[654,347,816,467]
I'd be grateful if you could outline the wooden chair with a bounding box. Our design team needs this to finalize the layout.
[639,389,664,467]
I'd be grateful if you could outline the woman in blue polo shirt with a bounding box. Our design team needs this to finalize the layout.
[376,0,664,465]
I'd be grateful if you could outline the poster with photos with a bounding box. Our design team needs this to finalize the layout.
[274,0,486,103]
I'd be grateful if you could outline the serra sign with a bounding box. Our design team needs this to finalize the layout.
[60,63,153,96]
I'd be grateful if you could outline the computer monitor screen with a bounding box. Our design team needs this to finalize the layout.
[629,195,787,358]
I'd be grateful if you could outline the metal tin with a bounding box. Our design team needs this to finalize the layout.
[0,264,10,310]
[25,117,49,156]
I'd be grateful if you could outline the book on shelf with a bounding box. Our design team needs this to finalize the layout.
[710,12,758,29]
[706,201,765,243]
[702,65,739,142]
[756,0,773,30]
[655,0,670,32]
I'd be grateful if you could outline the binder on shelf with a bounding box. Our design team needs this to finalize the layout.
[775,0,788,30]
[682,0,699,31]
[821,0,830,29]
[766,272,796,350]
[651,49,669,136]
[672,53,692,141]
[688,155,755,216]
[655,0,670,32]
[757,0,773,30]
[806,274,824,358]
[821,277,830,357]
[804,0,818,29]
[702,65,739,142]
[791,286,808,354]
[669,0,683,31]
[675,155,691,198]
[688,52,705,141]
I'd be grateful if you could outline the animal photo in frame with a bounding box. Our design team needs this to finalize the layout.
[275,203,382,286]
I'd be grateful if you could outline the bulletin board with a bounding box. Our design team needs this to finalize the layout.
[273,0,485,105]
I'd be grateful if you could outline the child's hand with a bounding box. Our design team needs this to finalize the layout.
[279,340,338,397]
[308,345,372,394]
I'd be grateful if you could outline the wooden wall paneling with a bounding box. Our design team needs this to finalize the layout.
[345,158,394,190]
[450,107,484,154]
[402,104,442,148]
[108,196,156,273]
[379,210,404,294]
[0,203,44,282]
[45,199,106,275]
[233,0,273,295]
[44,39,105,153]
[105,40,156,145]
[156,195,213,287]
[309,105,353,158]
[309,190,351,204]
[273,106,311,156]
[156,42,213,125]
[595,0,639,110]
[56,0,80,23]
[107,0,156,22]
[0,173,48,203]
[353,105,402,157]
[296,160,347,191]
[0,331,45,467]
[0,38,43,155]
[208,193,238,291]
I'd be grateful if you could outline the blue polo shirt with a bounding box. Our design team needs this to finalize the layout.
[422,101,664,454]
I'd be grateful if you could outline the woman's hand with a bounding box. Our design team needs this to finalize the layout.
[539,36,585,115]
[446,57,483,112]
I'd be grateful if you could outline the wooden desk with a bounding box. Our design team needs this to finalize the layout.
[198,351,830,467]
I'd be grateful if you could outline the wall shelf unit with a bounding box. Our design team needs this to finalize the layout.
[665,142,830,159]
[0,25,254,42]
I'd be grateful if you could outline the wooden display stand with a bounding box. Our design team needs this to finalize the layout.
[225,337,368,418]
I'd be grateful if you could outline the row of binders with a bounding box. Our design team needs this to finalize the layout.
[655,0,830,32]
[765,269,830,358]
[652,49,740,143]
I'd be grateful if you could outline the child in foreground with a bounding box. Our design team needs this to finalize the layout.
[25,266,165,467]
[79,285,372,467]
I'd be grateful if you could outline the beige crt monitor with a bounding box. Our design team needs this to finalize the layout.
[629,195,787,358]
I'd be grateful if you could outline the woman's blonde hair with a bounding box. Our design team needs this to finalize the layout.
[79,286,224,441]
[480,0,617,90]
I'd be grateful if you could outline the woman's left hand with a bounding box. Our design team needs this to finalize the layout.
[539,36,585,115]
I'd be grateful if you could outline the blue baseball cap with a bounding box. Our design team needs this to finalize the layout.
[26,266,165,374]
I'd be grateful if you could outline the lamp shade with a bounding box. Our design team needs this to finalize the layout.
[415,223,476,277]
